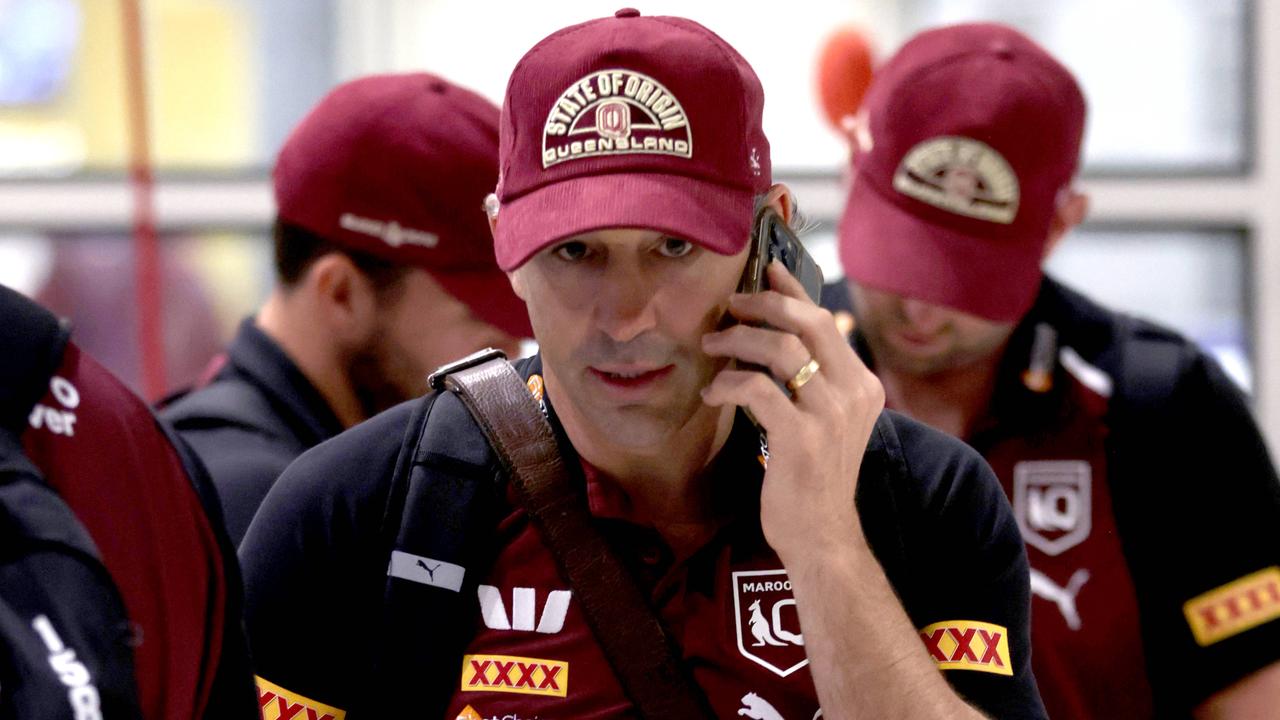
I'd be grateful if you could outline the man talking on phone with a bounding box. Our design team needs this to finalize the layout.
[829,23,1280,719]
[239,10,1046,719]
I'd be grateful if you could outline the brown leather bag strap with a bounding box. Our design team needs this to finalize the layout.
[429,350,715,719]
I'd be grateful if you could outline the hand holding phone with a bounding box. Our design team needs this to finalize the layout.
[732,207,825,403]
[737,207,824,302]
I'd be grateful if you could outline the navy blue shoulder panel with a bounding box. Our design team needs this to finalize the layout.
[360,389,507,718]
[161,377,289,438]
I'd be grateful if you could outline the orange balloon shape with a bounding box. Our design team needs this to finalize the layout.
[816,26,875,135]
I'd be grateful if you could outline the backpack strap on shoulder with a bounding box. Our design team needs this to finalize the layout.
[1117,316,1191,420]
[1105,315,1197,522]
[359,366,505,718]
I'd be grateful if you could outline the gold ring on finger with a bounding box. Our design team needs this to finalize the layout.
[786,358,821,394]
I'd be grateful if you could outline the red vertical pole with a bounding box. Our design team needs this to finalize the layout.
[120,0,166,400]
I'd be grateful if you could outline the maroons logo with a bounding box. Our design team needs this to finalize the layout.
[1013,460,1092,557]
[542,69,692,168]
[733,569,807,677]
[893,136,1019,224]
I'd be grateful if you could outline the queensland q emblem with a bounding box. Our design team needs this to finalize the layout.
[733,570,807,677]
[1013,461,1092,556]
[595,100,631,141]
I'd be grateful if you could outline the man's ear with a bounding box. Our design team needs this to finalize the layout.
[506,267,528,302]
[487,193,530,303]
[761,183,795,225]
[485,192,500,239]
[1045,188,1089,259]
[307,253,378,341]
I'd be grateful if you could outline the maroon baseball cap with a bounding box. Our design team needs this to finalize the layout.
[273,73,532,338]
[492,8,773,270]
[838,23,1086,322]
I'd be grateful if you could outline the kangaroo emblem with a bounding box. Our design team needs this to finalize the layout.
[738,692,784,720]
[748,599,788,647]
[417,558,441,582]
[1030,568,1090,631]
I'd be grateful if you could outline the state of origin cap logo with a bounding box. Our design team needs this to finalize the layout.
[542,69,692,168]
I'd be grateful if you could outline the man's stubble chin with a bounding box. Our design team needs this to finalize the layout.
[601,396,713,450]
[347,335,426,419]
[881,347,955,377]
[564,360,723,452]
[871,332,997,379]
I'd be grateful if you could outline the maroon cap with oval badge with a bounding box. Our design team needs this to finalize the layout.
[837,23,1086,322]
[491,8,773,270]
[273,72,532,338]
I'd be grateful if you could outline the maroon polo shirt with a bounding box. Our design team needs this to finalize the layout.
[446,453,821,720]
[979,365,1152,718]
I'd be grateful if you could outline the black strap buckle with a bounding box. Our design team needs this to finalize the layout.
[427,347,509,391]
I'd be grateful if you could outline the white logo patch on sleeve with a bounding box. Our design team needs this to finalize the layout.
[28,376,80,438]
[387,551,465,592]
[32,614,102,719]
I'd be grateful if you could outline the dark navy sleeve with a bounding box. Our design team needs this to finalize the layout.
[861,412,1046,720]
[1113,349,1280,712]
[161,379,312,547]
[239,400,417,716]
[175,425,294,545]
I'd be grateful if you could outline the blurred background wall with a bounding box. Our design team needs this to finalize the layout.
[1,0,1276,454]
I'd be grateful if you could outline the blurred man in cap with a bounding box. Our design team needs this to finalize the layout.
[832,22,1280,718]
[163,73,529,544]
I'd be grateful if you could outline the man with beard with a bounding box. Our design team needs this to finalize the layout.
[162,73,530,544]
[830,23,1280,718]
